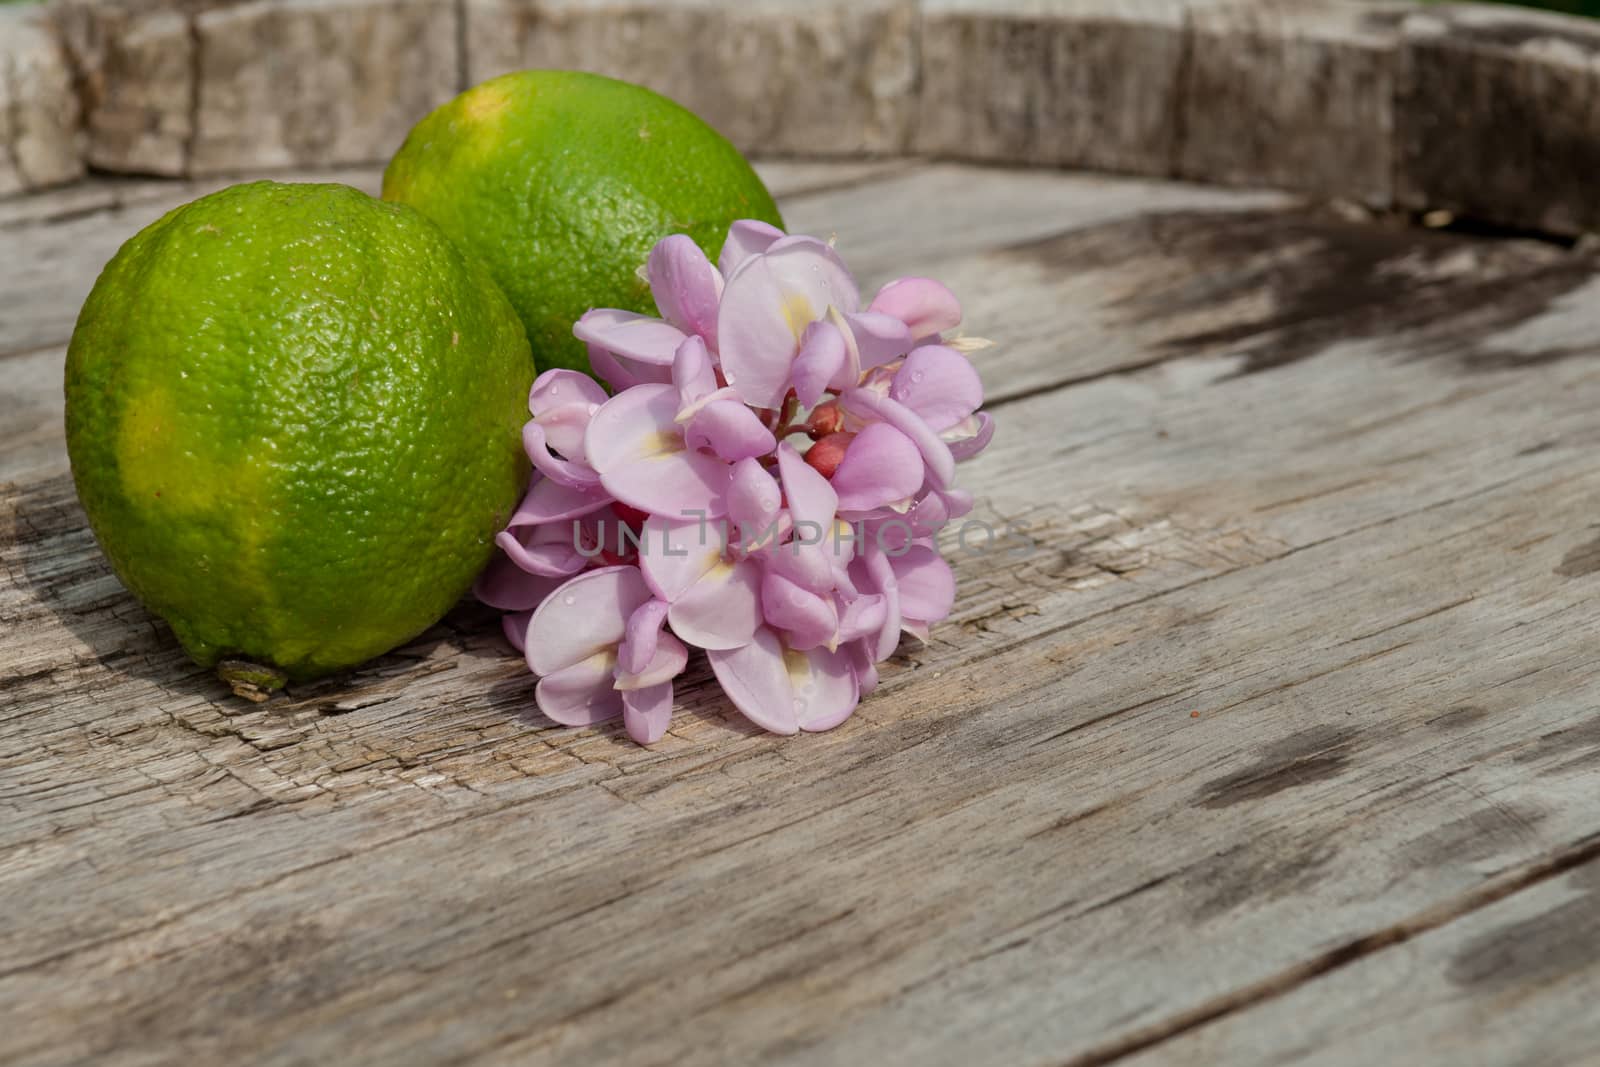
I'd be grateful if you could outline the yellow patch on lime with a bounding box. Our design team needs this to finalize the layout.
[65,181,535,683]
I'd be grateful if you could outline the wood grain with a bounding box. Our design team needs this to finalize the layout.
[0,167,384,360]
[1179,1,1398,205]
[0,159,909,361]
[14,0,1600,245]
[1124,855,1600,1066]
[1394,2,1600,237]
[3,160,1599,1065]
[914,0,1189,176]
[467,0,919,158]
[0,3,83,197]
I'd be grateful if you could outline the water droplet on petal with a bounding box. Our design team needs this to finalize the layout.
[549,384,559,395]
[586,403,599,415]
[911,371,925,383]
[563,594,577,606]
[793,697,806,711]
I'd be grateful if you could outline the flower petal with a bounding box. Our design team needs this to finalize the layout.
[587,383,732,519]
[826,305,864,391]
[890,345,984,432]
[672,334,719,410]
[622,682,675,744]
[846,311,913,371]
[839,387,957,491]
[535,651,622,726]
[761,570,838,651]
[582,382,690,469]
[573,308,686,366]
[831,423,925,514]
[686,399,777,462]
[941,487,975,520]
[617,597,670,676]
[718,219,785,278]
[868,277,963,340]
[649,234,723,346]
[896,486,973,541]
[762,236,860,316]
[586,343,671,391]
[856,547,903,662]
[536,402,598,464]
[776,440,838,532]
[844,636,880,696]
[530,369,608,418]
[836,593,889,644]
[524,421,600,490]
[947,412,996,462]
[638,515,724,601]
[667,558,763,650]
[512,475,611,525]
[709,629,859,734]
[494,526,587,579]
[525,566,652,676]
[616,629,688,690]
[728,457,783,546]
[718,238,860,409]
[474,549,565,611]
[502,609,533,653]
[707,627,797,734]
[791,319,848,408]
[607,455,732,522]
[890,543,956,626]
[792,643,860,732]
[716,260,800,410]
[763,537,836,595]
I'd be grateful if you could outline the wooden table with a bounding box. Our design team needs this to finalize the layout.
[3,160,1598,1066]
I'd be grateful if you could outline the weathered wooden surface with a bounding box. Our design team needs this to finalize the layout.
[469,0,920,157]
[1393,2,1600,236]
[3,160,1600,1065]
[189,0,459,175]
[49,0,195,177]
[915,0,1193,177]
[1178,1,1398,204]
[11,0,1600,238]
[0,3,82,197]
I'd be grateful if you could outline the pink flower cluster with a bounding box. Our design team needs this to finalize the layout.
[476,221,995,744]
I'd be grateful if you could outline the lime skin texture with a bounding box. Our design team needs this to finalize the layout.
[382,69,785,375]
[64,181,536,682]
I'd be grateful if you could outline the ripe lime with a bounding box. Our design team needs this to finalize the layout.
[382,69,784,375]
[65,181,535,687]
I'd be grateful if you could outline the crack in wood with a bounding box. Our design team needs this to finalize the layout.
[1065,830,1600,1066]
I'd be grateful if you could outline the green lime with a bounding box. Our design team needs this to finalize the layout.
[382,69,784,375]
[64,181,535,686]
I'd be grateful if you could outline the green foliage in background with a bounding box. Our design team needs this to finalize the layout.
[1500,0,1600,14]
[1432,0,1600,15]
